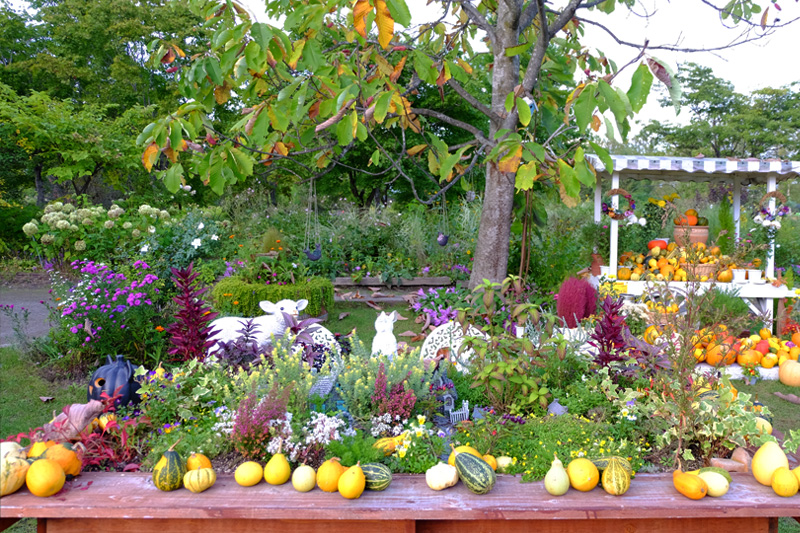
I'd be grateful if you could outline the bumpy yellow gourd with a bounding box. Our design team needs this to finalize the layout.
[1,449,30,497]
[183,468,217,493]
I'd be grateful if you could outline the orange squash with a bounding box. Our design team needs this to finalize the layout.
[705,337,737,366]
[42,443,82,479]
[737,349,763,367]
[186,452,212,471]
[717,269,733,283]
[792,332,800,346]
[648,240,668,250]
[673,470,707,500]
[779,360,800,387]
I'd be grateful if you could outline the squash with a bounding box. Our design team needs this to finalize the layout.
[752,441,789,486]
[264,451,291,485]
[373,436,400,456]
[25,458,65,497]
[291,464,316,492]
[672,470,707,500]
[447,445,481,467]
[361,462,392,491]
[234,461,263,487]
[425,462,458,491]
[27,440,56,459]
[737,349,762,367]
[566,458,599,492]
[779,360,800,387]
[186,452,212,471]
[338,463,366,500]
[317,458,346,492]
[482,454,498,472]
[0,442,23,461]
[544,454,570,496]
[601,457,631,496]
[771,466,799,497]
[647,240,668,250]
[453,448,496,495]
[43,443,82,479]
[1,449,30,497]
[152,440,186,491]
[183,468,216,493]
[591,456,633,474]
[617,268,632,281]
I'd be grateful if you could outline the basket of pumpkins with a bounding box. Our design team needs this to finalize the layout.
[673,208,709,246]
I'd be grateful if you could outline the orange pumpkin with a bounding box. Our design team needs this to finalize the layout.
[705,338,737,366]
[648,240,668,250]
[617,267,632,281]
[737,349,763,367]
[42,443,82,478]
[717,269,733,283]
[792,332,800,346]
[779,360,800,387]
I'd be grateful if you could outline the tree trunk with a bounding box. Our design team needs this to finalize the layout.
[34,163,46,207]
[469,3,520,289]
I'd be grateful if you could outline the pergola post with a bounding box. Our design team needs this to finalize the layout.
[609,171,619,277]
[594,179,602,223]
[766,174,777,279]
[733,176,741,241]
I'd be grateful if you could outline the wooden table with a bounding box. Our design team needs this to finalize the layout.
[1,472,798,533]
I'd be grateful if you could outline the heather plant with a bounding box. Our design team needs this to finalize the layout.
[166,263,219,362]
[231,382,292,460]
[371,362,417,422]
[337,333,433,425]
[556,277,597,329]
[49,259,166,369]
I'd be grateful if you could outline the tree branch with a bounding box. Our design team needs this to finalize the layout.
[548,0,582,39]
[456,0,496,46]
[446,78,499,121]
[410,107,492,146]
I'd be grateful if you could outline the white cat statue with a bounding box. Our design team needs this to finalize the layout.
[371,311,398,359]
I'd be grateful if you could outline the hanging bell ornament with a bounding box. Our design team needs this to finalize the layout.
[304,243,322,261]
[437,232,449,246]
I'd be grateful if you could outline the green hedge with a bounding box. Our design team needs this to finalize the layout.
[211,276,334,317]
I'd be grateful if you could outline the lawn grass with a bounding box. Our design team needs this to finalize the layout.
[733,378,800,448]
[0,347,85,440]
[328,302,424,349]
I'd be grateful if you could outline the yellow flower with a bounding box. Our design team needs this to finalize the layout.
[657,200,666,207]
[417,415,426,425]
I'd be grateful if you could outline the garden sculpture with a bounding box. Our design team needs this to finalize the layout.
[371,311,398,358]
[420,322,487,372]
[87,354,140,407]
[208,298,309,353]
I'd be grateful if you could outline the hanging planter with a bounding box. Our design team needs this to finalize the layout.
[304,243,322,261]
[437,232,449,246]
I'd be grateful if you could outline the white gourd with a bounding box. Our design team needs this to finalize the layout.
[425,462,459,491]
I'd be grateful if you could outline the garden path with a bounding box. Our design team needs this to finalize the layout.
[0,286,52,347]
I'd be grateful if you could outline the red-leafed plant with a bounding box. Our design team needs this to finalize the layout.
[556,277,597,328]
[588,295,628,367]
[166,262,219,361]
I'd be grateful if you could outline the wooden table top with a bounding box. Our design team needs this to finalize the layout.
[1,472,798,521]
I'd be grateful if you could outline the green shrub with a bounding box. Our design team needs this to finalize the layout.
[211,275,334,317]
[0,204,42,258]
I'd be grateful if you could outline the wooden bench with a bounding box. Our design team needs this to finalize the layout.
[1,472,798,533]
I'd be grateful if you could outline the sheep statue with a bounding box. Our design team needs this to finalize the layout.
[207,298,308,354]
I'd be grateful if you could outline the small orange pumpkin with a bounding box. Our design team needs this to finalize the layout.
[186,452,212,471]
[737,349,763,367]
[42,443,82,479]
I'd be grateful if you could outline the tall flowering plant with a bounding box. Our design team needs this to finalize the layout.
[51,259,166,368]
[411,286,470,326]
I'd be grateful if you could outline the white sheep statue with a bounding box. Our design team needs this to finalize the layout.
[207,298,308,354]
[371,310,398,359]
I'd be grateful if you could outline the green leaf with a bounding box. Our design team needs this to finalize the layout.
[251,23,273,50]
[278,79,302,101]
[251,109,270,142]
[385,0,411,27]
[589,141,614,173]
[574,148,596,187]
[301,39,323,70]
[573,86,597,132]
[229,147,253,178]
[524,142,546,162]
[439,145,471,183]
[369,149,381,166]
[136,123,156,146]
[336,114,353,146]
[516,97,531,126]
[205,58,224,86]
[597,80,627,128]
[505,42,532,57]
[504,92,515,113]
[627,63,653,113]
[267,105,289,132]
[169,122,182,150]
[164,164,183,193]
[515,161,537,191]
[413,51,436,84]
[374,91,393,123]
[557,159,579,198]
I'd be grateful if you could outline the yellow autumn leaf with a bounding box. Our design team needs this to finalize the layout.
[214,84,231,105]
[275,142,289,156]
[591,115,601,132]
[406,144,427,156]
[142,142,159,172]
[497,145,523,174]
[172,44,186,58]
[375,0,394,49]
[288,39,306,70]
[164,147,178,163]
[456,57,473,75]
[390,56,406,83]
[353,0,372,40]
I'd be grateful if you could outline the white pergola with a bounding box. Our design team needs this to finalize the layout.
[585,155,800,326]
[586,155,800,279]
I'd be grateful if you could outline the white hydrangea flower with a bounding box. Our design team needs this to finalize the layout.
[211,234,219,241]
[132,229,141,238]
[122,222,132,230]
[104,220,115,229]
[197,222,204,230]
[22,222,39,236]
[638,217,647,227]
[140,244,149,253]
[74,240,86,251]
[56,220,70,230]
[191,238,201,249]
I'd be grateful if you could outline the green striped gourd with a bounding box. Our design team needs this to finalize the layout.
[361,463,392,491]
[591,456,632,474]
[152,440,185,491]
[601,456,631,496]
[453,448,495,495]
[183,468,217,493]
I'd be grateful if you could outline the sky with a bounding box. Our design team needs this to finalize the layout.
[237,0,799,132]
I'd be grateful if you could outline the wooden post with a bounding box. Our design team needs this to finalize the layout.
[609,171,619,277]
[594,179,602,223]
[733,176,741,241]
[766,174,777,279]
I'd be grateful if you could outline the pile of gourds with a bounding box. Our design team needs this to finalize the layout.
[616,241,725,283]
[1,440,83,498]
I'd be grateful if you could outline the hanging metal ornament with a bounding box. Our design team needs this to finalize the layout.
[437,191,449,247]
[303,179,323,261]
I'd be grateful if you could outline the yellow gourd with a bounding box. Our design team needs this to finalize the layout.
[317,458,346,492]
[1,449,30,497]
[264,452,291,485]
[291,464,316,492]
[751,441,789,486]
[566,458,599,492]
[337,463,366,500]
[25,458,66,497]
[447,445,481,467]
[771,466,799,497]
[183,468,216,493]
[234,461,263,487]
[673,470,708,500]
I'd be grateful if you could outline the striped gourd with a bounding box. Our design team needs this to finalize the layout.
[591,456,632,475]
[361,463,392,491]
[373,437,399,456]
[183,468,217,493]
[453,449,495,495]
[152,441,186,491]
[601,457,631,496]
